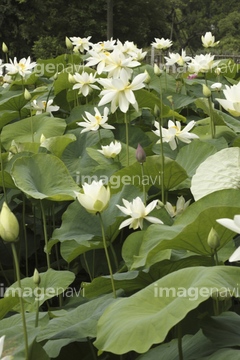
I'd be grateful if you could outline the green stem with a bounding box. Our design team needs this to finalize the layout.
[35,291,40,328]
[109,242,118,272]
[0,134,7,203]
[177,322,184,360]
[22,195,28,276]
[30,107,34,142]
[158,114,165,204]
[98,212,116,298]
[83,252,93,281]
[140,163,147,205]
[124,113,129,167]
[11,243,29,360]
[207,96,215,139]
[40,201,51,269]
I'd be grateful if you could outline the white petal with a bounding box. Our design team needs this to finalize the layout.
[145,216,164,225]
[229,246,240,262]
[216,218,240,233]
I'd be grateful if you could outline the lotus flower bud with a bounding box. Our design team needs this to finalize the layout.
[33,269,41,285]
[68,73,76,84]
[136,143,146,163]
[65,37,73,50]
[24,88,32,101]
[0,202,19,243]
[144,70,151,84]
[202,84,211,98]
[207,227,220,250]
[2,42,8,53]
[154,63,162,76]
[154,104,160,118]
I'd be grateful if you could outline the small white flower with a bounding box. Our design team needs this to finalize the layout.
[0,335,12,360]
[151,38,173,50]
[188,54,218,74]
[98,70,147,113]
[165,196,191,217]
[72,72,100,97]
[103,48,140,79]
[77,107,114,133]
[75,180,110,214]
[5,56,36,77]
[70,36,92,53]
[152,120,199,150]
[165,49,192,67]
[210,82,222,91]
[216,82,240,117]
[116,197,163,230]
[97,141,122,158]
[31,99,59,116]
[201,32,220,48]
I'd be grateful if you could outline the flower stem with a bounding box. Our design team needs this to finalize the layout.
[177,322,184,360]
[22,195,29,276]
[207,96,215,139]
[11,242,29,360]
[98,212,116,298]
[0,134,7,203]
[124,113,129,166]
[40,200,51,269]
[35,291,40,328]
[140,163,147,205]
[157,112,165,204]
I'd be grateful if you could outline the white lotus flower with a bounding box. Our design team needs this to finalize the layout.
[75,180,110,214]
[165,196,191,218]
[5,56,36,77]
[216,83,240,117]
[103,48,140,79]
[0,335,12,360]
[97,141,122,158]
[31,99,59,116]
[91,38,116,53]
[85,50,111,75]
[216,215,240,262]
[151,38,173,50]
[72,72,100,97]
[98,70,147,113]
[210,82,222,91]
[165,49,192,67]
[70,36,92,53]
[152,120,199,150]
[201,32,220,48]
[77,107,114,133]
[116,197,163,230]
[187,54,217,74]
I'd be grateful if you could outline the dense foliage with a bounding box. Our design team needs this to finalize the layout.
[1,0,240,59]
[1,30,240,359]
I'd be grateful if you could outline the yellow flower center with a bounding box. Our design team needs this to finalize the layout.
[95,115,102,124]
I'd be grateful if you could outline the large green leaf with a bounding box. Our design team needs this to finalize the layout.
[37,292,118,346]
[94,266,240,354]
[136,330,217,360]
[54,185,142,262]
[126,189,240,269]
[110,155,188,193]
[11,153,80,200]
[82,255,212,298]
[0,313,49,360]
[5,269,75,311]
[201,311,240,348]
[1,113,66,150]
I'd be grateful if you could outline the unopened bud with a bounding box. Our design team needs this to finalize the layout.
[0,202,19,243]
[65,37,73,50]
[154,63,162,76]
[207,227,220,250]
[68,73,75,84]
[215,67,221,76]
[33,269,41,285]
[144,70,151,84]
[154,104,160,118]
[136,143,146,163]
[2,42,8,53]
[202,84,211,98]
[24,88,31,101]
